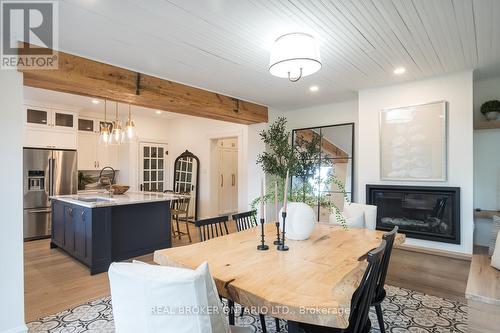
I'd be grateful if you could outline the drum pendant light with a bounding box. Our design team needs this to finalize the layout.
[269,32,322,82]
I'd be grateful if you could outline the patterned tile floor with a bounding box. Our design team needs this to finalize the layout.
[27,286,467,333]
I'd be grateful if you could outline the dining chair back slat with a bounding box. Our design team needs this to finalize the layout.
[370,226,398,333]
[349,240,386,333]
[195,216,229,242]
[375,226,398,300]
[232,211,258,232]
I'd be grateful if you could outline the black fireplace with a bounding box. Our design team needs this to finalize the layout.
[366,185,460,244]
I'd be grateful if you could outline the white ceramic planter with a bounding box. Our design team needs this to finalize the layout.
[279,202,316,240]
[485,111,499,120]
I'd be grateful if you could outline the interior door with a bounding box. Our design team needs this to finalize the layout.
[139,142,168,192]
[218,148,238,215]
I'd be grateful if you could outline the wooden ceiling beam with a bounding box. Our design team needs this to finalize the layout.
[19,48,268,125]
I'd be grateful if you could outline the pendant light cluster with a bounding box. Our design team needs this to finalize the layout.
[98,99,138,145]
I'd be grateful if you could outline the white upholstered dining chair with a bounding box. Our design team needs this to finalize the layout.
[109,261,250,333]
[330,202,377,229]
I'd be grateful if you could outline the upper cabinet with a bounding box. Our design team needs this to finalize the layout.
[77,117,119,171]
[23,105,77,149]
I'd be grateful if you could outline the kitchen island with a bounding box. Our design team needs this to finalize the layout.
[50,191,181,274]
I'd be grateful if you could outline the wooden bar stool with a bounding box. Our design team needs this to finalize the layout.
[171,193,192,243]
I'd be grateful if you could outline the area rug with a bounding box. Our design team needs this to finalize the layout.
[27,285,468,332]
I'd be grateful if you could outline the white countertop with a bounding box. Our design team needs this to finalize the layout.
[50,191,186,208]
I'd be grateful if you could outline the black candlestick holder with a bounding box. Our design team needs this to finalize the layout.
[277,211,289,251]
[257,218,269,251]
[273,221,283,245]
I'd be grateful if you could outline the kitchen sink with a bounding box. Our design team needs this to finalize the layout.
[76,197,113,203]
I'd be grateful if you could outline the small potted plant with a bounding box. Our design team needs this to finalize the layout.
[481,100,500,121]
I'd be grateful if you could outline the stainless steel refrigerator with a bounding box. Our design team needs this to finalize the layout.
[23,148,78,240]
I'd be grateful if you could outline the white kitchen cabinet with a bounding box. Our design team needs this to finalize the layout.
[25,106,76,131]
[78,132,98,170]
[78,117,98,133]
[77,126,119,171]
[97,140,119,169]
[23,105,77,149]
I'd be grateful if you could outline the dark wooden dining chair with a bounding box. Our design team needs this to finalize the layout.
[231,210,281,333]
[195,215,230,242]
[232,210,258,232]
[289,239,387,333]
[194,215,233,324]
[371,226,398,333]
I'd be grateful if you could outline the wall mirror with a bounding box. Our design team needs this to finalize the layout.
[173,150,199,220]
[292,123,354,222]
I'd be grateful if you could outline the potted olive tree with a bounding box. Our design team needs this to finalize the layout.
[252,117,348,240]
[481,100,500,121]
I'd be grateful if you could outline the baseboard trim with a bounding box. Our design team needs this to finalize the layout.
[0,324,28,333]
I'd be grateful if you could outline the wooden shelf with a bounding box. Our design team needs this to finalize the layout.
[474,120,500,130]
[474,209,500,219]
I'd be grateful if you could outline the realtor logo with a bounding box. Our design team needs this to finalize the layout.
[1,0,58,69]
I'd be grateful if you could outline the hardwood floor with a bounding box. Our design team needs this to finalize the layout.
[24,221,238,322]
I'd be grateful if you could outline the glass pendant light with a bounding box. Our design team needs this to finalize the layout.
[98,100,111,145]
[122,104,137,143]
[109,101,122,145]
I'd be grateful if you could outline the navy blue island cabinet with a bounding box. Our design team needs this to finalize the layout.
[51,199,172,275]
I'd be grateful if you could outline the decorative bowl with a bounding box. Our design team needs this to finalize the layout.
[110,184,130,195]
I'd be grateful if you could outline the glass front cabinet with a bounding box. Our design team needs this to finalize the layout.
[25,106,77,131]
[24,105,78,149]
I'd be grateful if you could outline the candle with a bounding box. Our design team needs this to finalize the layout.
[260,178,264,219]
[283,170,289,213]
[275,180,279,222]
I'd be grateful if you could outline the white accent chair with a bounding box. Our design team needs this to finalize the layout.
[109,261,250,333]
[329,202,378,229]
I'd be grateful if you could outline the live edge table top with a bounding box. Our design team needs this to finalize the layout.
[154,223,405,329]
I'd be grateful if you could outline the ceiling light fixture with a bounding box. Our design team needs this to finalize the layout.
[123,104,137,144]
[393,67,406,75]
[155,110,162,115]
[109,102,122,145]
[98,100,110,145]
[92,99,100,104]
[269,32,321,82]
[309,85,319,92]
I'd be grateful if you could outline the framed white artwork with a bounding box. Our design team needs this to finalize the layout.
[379,101,447,181]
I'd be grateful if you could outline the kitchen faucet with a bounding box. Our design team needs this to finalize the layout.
[98,166,116,197]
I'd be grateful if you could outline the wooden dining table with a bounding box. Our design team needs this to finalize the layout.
[154,223,405,330]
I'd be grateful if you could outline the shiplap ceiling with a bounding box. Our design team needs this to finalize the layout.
[56,0,500,110]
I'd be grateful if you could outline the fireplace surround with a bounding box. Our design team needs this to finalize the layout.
[366,185,460,244]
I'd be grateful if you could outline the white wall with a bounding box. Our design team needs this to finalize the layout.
[358,71,474,254]
[0,71,27,332]
[275,99,358,130]
[473,76,500,246]
[164,116,249,219]
[246,122,266,211]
